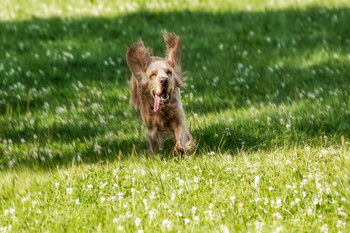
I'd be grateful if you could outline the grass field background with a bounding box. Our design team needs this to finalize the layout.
[1,0,350,232]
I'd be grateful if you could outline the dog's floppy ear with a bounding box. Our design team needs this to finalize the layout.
[164,32,181,69]
[126,42,151,80]
[174,75,185,88]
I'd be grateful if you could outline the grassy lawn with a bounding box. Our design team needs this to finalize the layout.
[1,0,350,232]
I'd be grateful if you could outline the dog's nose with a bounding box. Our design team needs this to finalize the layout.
[160,77,169,86]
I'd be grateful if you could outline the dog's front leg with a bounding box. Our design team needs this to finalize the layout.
[173,124,184,154]
[172,123,190,155]
[172,121,195,156]
[146,129,161,153]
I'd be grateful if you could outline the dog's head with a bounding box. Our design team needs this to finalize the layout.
[126,32,184,112]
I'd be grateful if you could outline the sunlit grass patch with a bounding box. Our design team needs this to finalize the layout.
[1,147,349,232]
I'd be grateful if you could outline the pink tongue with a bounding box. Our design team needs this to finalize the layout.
[154,95,161,113]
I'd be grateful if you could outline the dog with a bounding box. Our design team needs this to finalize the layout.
[126,32,195,155]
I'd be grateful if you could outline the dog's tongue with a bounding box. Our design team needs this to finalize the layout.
[154,95,161,113]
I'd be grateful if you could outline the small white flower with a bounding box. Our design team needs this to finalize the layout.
[253,176,260,188]
[255,176,260,183]
[149,210,155,219]
[286,123,291,130]
[320,149,329,156]
[307,208,313,215]
[117,192,124,200]
[175,212,183,217]
[66,188,73,194]
[94,143,102,153]
[337,220,346,228]
[274,226,283,233]
[276,198,282,208]
[192,206,197,214]
[320,223,328,233]
[230,196,236,202]
[162,219,172,230]
[272,212,283,220]
[220,225,230,233]
[135,217,141,226]
[87,184,93,189]
[149,192,156,199]
[178,188,183,194]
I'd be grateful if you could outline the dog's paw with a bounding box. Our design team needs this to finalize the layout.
[172,147,185,156]
[185,139,196,153]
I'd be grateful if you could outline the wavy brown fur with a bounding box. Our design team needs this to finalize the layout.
[126,32,195,155]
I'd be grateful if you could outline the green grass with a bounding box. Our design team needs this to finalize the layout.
[1,0,350,232]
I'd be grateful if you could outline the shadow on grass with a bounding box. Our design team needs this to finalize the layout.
[0,7,349,170]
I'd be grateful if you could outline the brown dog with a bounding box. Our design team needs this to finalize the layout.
[126,32,195,155]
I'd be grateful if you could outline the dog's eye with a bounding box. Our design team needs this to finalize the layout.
[166,70,172,76]
[150,74,156,79]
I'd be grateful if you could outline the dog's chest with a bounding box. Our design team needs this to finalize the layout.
[141,111,172,133]
[151,112,171,128]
